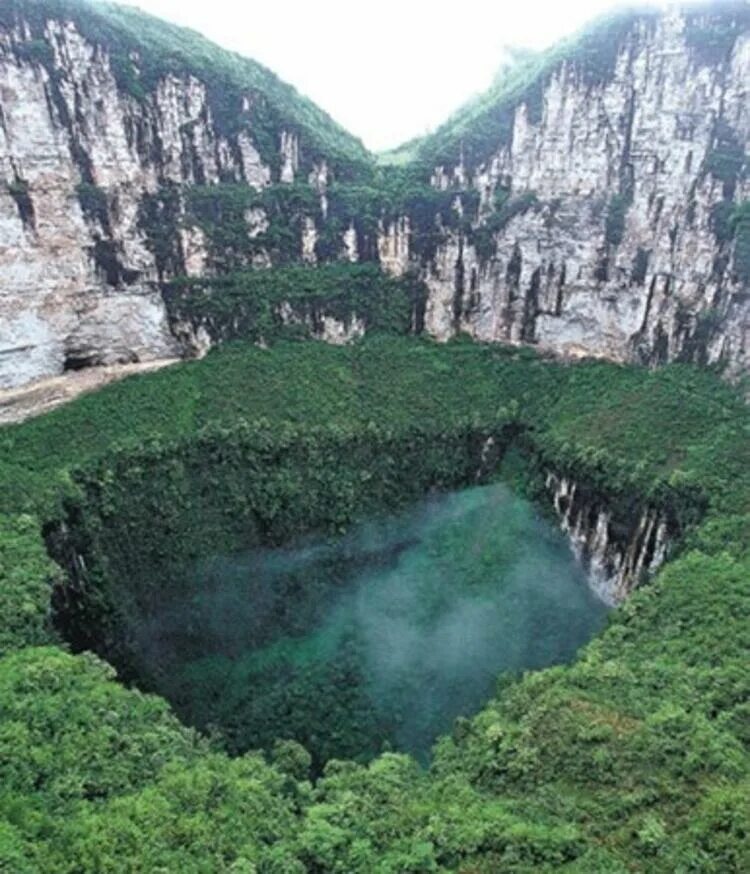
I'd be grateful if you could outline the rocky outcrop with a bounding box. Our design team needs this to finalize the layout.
[0,2,368,388]
[378,217,411,278]
[546,472,670,603]
[0,18,265,386]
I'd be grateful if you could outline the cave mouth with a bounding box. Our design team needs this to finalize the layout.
[54,481,608,770]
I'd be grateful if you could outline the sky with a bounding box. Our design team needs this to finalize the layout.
[130,0,661,151]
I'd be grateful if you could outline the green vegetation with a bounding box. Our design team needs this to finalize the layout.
[1,0,749,868]
[471,190,540,261]
[684,1,750,67]
[711,198,750,281]
[138,181,324,273]
[0,515,60,656]
[710,198,736,243]
[375,137,423,167]
[318,173,479,261]
[139,177,477,272]
[107,483,605,770]
[12,35,54,66]
[605,192,631,247]
[705,121,747,198]
[186,182,320,268]
[631,247,650,284]
[75,183,109,227]
[0,335,748,870]
[6,177,35,229]
[163,264,427,342]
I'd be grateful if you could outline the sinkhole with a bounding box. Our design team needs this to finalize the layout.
[53,481,609,770]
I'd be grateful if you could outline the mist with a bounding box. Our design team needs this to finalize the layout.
[123,483,609,766]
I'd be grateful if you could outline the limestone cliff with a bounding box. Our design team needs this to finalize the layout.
[407,3,750,376]
[0,0,748,389]
[545,472,671,604]
[0,0,368,387]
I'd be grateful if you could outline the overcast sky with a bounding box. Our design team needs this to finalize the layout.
[131,0,663,151]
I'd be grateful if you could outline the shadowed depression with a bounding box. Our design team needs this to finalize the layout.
[122,482,609,767]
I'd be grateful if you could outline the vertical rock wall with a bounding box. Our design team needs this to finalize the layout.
[416,8,749,377]
[0,9,353,388]
[546,472,671,603]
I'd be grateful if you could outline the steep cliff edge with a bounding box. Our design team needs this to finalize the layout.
[404,2,750,375]
[0,0,370,388]
[0,0,748,389]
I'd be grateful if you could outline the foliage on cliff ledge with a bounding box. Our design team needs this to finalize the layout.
[163,264,427,342]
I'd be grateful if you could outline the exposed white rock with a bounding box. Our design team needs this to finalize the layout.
[319,314,365,344]
[343,222,359,262]
[238,133,272,190]
[430,167,451,191]
[278,301,364,345]
[245,207,269,239]
[424,235,463,340]
[378,216,410,278]
[421,11,750,376]
[171,318,213,359]
[308,161,329,192]
[63,290,178,369]
[302,216,317,264]
[280,130,299,183]
[180,226,208,277]
[0,17,278,387]
[545,472,671,603]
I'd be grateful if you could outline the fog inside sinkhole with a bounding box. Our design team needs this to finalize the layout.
[128,482,609,768]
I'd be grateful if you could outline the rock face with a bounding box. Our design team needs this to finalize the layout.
[0,1,748,389]
[411,6,750,376]
[0,1,367,388]
[546,473,670,604]
[0,22,178,386]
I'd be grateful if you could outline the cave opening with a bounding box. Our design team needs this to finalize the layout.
[51,479,609,772]
[63,350,103,372]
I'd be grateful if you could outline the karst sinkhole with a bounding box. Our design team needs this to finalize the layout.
[51,481,609,772]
